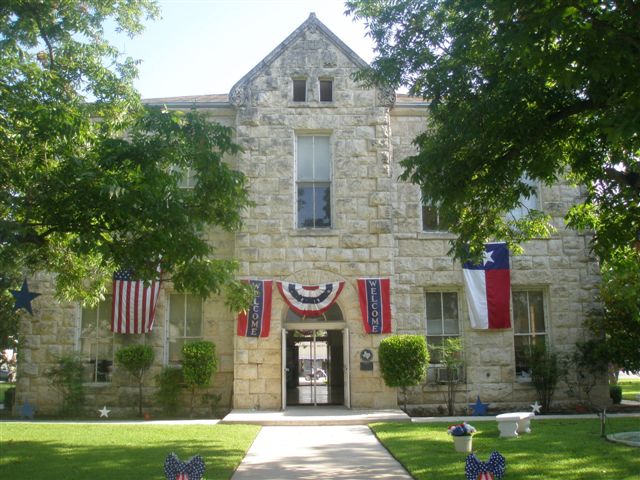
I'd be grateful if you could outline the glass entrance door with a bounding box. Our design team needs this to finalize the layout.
[285,329,344,406]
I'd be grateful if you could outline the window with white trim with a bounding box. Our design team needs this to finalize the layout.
[513,290,547,379]
[509,176,540,220]
[296,135,331,228]
[167,293,203,364]
[79,296,114,383]
[422,203,451,232]
[425,291,460,364]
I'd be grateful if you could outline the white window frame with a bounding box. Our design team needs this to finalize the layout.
[295,134,332,229]
[509,176,540,220]
[77,296,115,384]
[512,289,549,381]
[165,293,204,365]
[425,290,463,383]
[421,202,450,232]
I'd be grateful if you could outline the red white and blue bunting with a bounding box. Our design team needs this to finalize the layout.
[276,281,345,316]
[465,451,506,480]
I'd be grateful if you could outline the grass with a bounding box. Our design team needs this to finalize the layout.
[618,378,640,401]
[372,418,640,480]
[0,423,260,480]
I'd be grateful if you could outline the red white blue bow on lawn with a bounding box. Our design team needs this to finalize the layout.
[164,453,205,480]
[276,281,344,316]
[465,451,506,480]
[237,280,272,337]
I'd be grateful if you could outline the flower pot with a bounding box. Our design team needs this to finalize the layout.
[453,435,473,453]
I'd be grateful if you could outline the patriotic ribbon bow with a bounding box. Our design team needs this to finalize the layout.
[164,453,205,480]
[465,451,506,480]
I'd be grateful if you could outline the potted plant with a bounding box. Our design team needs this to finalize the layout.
[447,422,476,453]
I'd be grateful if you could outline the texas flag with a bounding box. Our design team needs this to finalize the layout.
[462,243,511,329]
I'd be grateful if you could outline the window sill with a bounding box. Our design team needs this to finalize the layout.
[290,229,338,236]
[288,102,337,108]
[418,231,456,239]
[83,381,112,387]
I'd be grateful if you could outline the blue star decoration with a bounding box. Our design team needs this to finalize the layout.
[164,453,205,480]
[470,395,489,416]
[11,279,41,315]
[465,451,506,480]
[20,400,36,419]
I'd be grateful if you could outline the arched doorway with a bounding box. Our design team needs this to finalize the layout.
[283,303,349,407]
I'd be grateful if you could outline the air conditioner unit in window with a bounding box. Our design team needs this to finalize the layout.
[435,366,460,384]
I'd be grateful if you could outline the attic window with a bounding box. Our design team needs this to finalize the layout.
[319,80,333,102]
[293,79,306,102]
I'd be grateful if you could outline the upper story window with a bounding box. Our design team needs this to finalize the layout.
[513,290,547,380]
[509,176,540,220]
[167,293,203,364]
[422,202,451,232]
[293,78,307,102]
[79,296,114,383]
[296,135,331,229]
[425,291,460,364]
[319,79,333,102]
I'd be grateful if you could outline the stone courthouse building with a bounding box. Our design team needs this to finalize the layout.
[15,14,607,416]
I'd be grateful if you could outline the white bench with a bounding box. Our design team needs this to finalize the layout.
[496,412,534,438]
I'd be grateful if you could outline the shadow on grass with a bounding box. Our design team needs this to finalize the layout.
[1,424,259,480]
[372,418,640,480]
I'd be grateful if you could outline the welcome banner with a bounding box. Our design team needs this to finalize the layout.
[357,278,392,334]
[237,279,272,337]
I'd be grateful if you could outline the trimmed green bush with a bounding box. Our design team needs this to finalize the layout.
[182,341,218,418]
[115,344,155,417]
[379,335,429,410]
[609,385,622,404]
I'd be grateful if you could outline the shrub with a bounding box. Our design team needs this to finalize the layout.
[115,344,155,417]
[155,367,184,416]
[528,343,559,413]
[609,385,622,404]
[379,335,429,410]
[182,341,218,418]
[438,337,464,415]
[48,354,85,416]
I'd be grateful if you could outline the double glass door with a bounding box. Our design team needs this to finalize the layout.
[285,329,345,406]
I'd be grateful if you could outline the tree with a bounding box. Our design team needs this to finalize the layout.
[346,0,639,262]
[0,1,254,349]
[379,334,429,411]
[115,344,155,417]
[438,337,464,416]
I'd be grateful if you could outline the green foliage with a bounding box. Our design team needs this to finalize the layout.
[609,385,622,404]
[115,344,154,417]
[528,344,560,413]
[0,0,255,348]
[561,340,608,409]
[155,367,184,416]
[437,337,464,415]
[182,341,218,417]
[591,248,640,372]
[379,335,428,410]
[47,354,85,415]
[346,0,639,263]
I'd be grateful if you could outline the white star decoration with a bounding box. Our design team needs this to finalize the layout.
[530,401,542,414]
[482,249,495,266]
[99,406,111,418]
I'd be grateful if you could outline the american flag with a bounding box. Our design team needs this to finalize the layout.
[111,269,161,334]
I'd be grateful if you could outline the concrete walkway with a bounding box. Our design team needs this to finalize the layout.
[230,425,413,480]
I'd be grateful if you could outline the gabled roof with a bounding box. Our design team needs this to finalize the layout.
[229,13,369,103]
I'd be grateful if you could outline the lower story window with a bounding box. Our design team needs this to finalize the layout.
[80,296,114,383]
[168,293,203,364]
[513,290,547,380]
[425,291,460,364]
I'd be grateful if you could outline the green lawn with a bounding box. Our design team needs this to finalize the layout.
[1,423,260,480]
[372,418,640,480]
[619,378,640,401]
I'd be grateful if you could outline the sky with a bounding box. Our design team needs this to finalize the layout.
[111,0,376,99]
